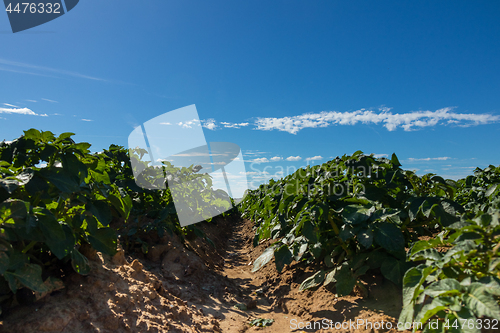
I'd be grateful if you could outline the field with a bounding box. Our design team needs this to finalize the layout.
[0,129,499,332]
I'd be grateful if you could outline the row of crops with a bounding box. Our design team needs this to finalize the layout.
[1,128,499,331]
[0,129,234,315]
[239,151,500,332]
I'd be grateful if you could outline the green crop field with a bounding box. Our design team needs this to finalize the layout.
[1,129,499,332]
[239,151,500,332]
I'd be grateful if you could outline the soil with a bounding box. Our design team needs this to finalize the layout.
[0,217,409,332]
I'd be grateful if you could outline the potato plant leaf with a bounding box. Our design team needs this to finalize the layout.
[88,227,117,256]
[299,270,325,291]
[252,246,276,273]
[274,243,293,273]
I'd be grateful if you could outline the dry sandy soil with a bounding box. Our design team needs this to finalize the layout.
[0,217,408,333]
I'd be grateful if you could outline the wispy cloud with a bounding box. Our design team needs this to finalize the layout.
[254,107,500,134]
[41,98,58,103]
[407,157,451,162]
[177,119,200,128]
[0,107,47,116]
[202,118,217,130]
[3,103,18,107]
[183,107,499,134]
[373,153,388,158]
[286,156,302,161]
[306,155,323,161]
[0,58,108,82]
[221,121,250,129]
[81,119,93,122]
[251,157,270,163]
[242,150,268,156]
[270,156,282,162]
[26,99,37,102]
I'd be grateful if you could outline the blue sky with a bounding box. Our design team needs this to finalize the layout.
[1,0,499,191]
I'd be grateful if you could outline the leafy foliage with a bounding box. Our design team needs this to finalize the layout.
[0,129,230,313]
[400,188,500,332]
[240,152,463,296]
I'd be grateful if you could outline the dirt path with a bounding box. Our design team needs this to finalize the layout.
[214,219,406,333]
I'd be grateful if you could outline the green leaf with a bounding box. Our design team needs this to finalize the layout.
[374,222,405,253]
[25,175,49,196]
[292,239,308,261]
[3,271,18,293]
[0,179,19,195]
[411,248,443,262]
[366,251,389,269]
[391,153,402,168]
[410,239,443,256]
[56,132,75,142]
[0,199,28,225]
[450,309,480,333]
[108,192,132,219]
[398,305,415,330]
[45,224,75,260]
[335,262,356,296]
[35,208,65,241]
[478,276,500,296]
[248,318,274,327]
[274,244,293,273]
[464,283,500,319]
[71,249,90,275]
[301,218,318,243]
[342,205,372,225]
[486,184,498,197]
[23,128,41,141]
[85,215,98,234]
[4,264,48,293]
[424,279,462,297]
[86,201,112,226]
[40,169,80,193]
[252,246,276,273]
[381,257,407,285]
[402,266,426,307]
[40,145,58,162]
[88,227,117,256]
[324,268,337,287]
[357,228,373,248]
[415,299,447,326]
[299,270,325,291]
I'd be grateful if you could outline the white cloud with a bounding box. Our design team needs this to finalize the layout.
[407,157,451,162]
[221,121,250,129]
[177,119,200,128]
[243,150,268,156]
[244,171,261,175]
[253,107,500,134]
[81,119,93,122]
[0,107,44,116]
[270,156,282,162]
[3,103,18,107]
[285,156,302,161]
[41,98,58,103]
[160,122,171,125]
[26,99,37,102]
[373,154,388,158]
[202,118,217,130]
[306,155,323,161]
[251,158,270,163]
